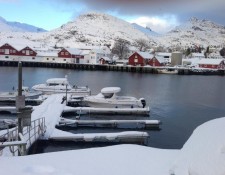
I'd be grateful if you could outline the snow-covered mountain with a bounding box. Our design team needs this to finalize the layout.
[0,13,225,50]
[131,23,160,37]
[158,17,225,48]
[0,16,47,33]
[42,12,157,48]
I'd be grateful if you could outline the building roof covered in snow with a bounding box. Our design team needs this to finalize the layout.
[64,48,83,55]
[198,58,224,65]
[137,51,154,59]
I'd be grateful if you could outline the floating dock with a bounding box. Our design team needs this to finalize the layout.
[0,119,17,130]
[0,98,43,106]
[58,118,160,129]
[63,106,150,115]
[0,106,17,114]
[49,129,149,144]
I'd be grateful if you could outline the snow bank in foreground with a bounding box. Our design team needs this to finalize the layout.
[0,145,177,175]
[170,117,225,175]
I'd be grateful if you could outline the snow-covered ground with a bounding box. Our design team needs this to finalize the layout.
[1,112,225,174]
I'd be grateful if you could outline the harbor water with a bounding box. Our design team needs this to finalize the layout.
[1,67,225,153]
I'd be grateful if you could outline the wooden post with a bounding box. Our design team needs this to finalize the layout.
[66,84,68,105]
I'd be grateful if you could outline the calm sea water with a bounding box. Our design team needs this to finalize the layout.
[1,67,225,152]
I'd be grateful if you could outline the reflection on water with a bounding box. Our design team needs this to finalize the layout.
[0,67,225,152]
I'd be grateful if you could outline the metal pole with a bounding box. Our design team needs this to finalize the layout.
[66,84,68,105]
[17,62,23,135]
[17,62,23,156]
[18,62,22,96]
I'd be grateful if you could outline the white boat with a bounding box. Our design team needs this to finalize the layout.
[83,87,146,108]
[0,86,42,101]
[32,76,91,96]
[158,69,178,74]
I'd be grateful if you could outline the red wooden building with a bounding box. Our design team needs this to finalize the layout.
[148,56,166,67]
[58,48,84,59]
[128,52,153,66]
[198,59,225,69]
[18,46,37,56]
[0,43,19,55]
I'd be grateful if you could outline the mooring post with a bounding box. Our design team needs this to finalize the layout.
[16,62,24,135]
[66,84,68,105]
[16,62,32,156]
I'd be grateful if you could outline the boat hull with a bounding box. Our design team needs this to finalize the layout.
[0,92,42,101]
[83,100,143,108]
[33,89,90,96]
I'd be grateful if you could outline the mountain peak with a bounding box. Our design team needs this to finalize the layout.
[0,16,6,22]
[189,17,199,22]
[0,16,47,33]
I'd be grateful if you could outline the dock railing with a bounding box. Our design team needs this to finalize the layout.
[0,117,46,156]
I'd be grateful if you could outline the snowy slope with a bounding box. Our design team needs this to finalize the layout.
[43,12,156,48]
[0,14,225,49]
[159,17,225,48]
[131,23,160,37]
[0,16,47,33]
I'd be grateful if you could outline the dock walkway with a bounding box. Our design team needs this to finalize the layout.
[1,94,160,156]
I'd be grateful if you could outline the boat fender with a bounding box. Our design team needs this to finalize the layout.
[139,98,146,108]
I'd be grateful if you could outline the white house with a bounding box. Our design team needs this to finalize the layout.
[88,48,111,64]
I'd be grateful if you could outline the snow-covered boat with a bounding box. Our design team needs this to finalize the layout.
[32,76,91,96]
[83,87,146,108]
[158,69,178,74]
[0,86,42,101]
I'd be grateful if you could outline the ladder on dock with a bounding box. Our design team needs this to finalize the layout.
[0,117,46,156]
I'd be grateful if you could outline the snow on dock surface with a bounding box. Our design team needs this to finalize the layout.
[50,129,149,142]
[32,94,66,138]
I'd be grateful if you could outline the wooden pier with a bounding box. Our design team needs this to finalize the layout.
[1,60,225,75]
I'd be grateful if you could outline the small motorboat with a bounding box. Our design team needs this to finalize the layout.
[158,69,178,74]
[32,76,91,96]
[83,87,146,108]
[0,86,42,101]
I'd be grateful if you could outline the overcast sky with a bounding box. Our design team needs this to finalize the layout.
[0,0,224,33]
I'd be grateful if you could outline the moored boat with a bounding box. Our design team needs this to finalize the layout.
[0,86,42,101]
[32,76,91,96]
[158,69,178,74]
[83,87,146,108]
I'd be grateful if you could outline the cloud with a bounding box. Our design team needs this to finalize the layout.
[129,15,179,33]
[51,0,225,19]
[47,0,225,29]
